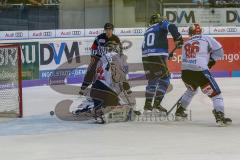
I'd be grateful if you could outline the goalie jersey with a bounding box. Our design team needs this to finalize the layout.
[182,35,224,71]
[81,48,130,95]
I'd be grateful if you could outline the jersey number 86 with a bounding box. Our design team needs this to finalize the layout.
[184,41,200,58]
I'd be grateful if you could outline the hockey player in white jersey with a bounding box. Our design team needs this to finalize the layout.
[175,23,232,126]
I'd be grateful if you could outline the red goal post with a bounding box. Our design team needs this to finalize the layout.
[0,44,23,118]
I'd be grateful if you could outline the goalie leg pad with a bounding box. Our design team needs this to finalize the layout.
[104,105,134,123]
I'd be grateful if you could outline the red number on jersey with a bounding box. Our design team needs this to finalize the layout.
[184,41,200,58]
[97,66,105,80]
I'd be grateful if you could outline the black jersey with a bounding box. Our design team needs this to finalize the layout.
[91,33,122,51]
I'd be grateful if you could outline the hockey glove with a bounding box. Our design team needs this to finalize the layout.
[208,57,216,69]
[79,84,88,95]
[125,89,132,95]
[174,36,184,49]
[79,88,85,95]
[123,82,132,94]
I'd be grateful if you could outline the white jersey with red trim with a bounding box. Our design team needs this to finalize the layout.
[181,35,223,71]
[95,51,128,93]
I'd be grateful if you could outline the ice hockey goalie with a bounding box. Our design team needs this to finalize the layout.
[74,41,136,123]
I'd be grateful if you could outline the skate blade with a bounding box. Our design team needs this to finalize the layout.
[153,108,167,113]
[135,112,175,122]
[143,110,167,116]
[94,117,106,124]
[175,116,188,121]
[217,121,232,127]
[143,110,153,115]
[152,108,167,114]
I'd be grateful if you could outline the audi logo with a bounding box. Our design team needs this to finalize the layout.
[72,31,82,35]
[43,32,52,36]
[227,28,237,32]
[133,29,144,34]
[15,32,23,37]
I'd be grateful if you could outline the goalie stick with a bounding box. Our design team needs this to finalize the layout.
[118,83,140,120]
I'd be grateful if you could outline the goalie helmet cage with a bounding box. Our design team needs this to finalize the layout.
[0,44,23,118]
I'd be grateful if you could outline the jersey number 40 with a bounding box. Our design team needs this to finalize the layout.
[143,33,155,48]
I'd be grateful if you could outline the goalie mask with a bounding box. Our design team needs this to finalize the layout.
[105,41,120,53]
[189,23,202,36]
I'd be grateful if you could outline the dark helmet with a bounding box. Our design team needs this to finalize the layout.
[188,23,202,36]
[149,13,161,25]
[104,23,114,30]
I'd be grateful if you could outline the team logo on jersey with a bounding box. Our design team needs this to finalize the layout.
[99,39,105,43]
[202,83,214,97]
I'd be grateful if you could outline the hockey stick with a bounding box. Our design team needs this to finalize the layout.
[168,46,178,60]
[118,83,142,119]
[166,96,182,115]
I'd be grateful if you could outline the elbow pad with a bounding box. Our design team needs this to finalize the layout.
[211,48,224,61]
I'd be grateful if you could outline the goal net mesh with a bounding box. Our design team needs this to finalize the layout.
[0,45,22,117]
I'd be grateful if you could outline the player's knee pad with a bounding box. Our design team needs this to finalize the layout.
[154,77,170,102]
[146,84,156,94]
[181,88,198,108]
[146,76,160,94]
[145,84,157,99]
[201,82,221,98]
[211,94,224,113]
[156,76,170,95]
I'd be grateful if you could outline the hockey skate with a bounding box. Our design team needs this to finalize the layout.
[143,101,153,114]
[175,103,188,121]
[72,106,91,115]
[93,107,106,124]
[72,98,94,115]
[212,109,232,127]
[152,99,167,116]
[140,101,154,121]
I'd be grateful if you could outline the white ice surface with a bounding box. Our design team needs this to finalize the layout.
[0,78,240,160]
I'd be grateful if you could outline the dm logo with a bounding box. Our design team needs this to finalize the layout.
[40,42,80,65]
[226,10,240,23]
[165,10,196,24]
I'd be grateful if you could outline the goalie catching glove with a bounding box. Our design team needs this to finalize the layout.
[122,82,132,94]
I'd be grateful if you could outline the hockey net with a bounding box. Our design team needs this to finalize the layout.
[0,44,22,118]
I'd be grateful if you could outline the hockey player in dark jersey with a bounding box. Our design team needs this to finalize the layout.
[91,23,123,54]
[142,13,183,113]
[77,23,133,123]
